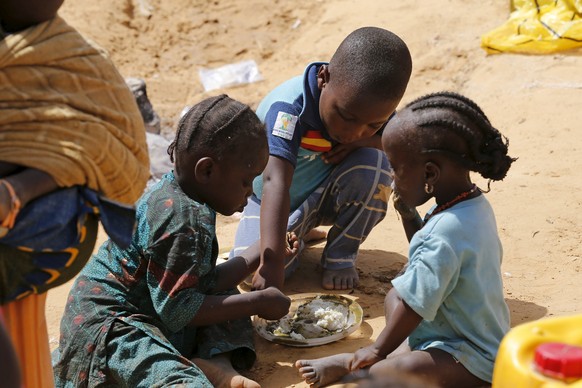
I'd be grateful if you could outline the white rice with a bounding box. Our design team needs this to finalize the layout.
[303,299,347,331]
[270,297,349,338]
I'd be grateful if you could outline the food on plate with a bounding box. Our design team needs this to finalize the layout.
[267,295,351,340]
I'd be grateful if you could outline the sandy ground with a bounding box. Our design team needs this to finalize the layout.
[44,0,582,386]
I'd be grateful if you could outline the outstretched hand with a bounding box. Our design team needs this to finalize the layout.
[285,232,300,258]
[350,345,384,371]
[255,287,291,320]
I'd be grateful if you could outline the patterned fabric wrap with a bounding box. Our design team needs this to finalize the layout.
[0,16,149,205]
[0,187,137,303]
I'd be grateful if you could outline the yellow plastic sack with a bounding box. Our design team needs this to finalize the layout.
[481,0,582,54]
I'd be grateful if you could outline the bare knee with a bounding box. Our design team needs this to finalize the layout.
[369,351,441,387]
[367,361,437,388]
[371,349,487,388]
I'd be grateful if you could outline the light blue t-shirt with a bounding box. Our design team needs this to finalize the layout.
[391,194,510,383]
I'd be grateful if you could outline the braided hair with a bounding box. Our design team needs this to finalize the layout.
[404,92,516,188]
[167,94,266,171]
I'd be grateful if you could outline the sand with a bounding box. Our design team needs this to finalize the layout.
[45,0,582,386]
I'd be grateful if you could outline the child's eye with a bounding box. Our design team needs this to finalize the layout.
[336,108,355,122]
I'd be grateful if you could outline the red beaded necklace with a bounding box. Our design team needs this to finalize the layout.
[423,184,480,225]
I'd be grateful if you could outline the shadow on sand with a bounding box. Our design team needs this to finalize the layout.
[506,298,548,327]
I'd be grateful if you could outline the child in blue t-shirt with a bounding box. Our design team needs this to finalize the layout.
[295,92,516,387]
[231,26,412,290]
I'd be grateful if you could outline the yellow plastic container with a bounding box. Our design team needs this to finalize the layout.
[493,314,582,387]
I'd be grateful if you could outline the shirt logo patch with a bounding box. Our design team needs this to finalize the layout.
[272,112,298,140]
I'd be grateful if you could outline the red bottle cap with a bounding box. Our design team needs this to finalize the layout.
[534,342,582,380]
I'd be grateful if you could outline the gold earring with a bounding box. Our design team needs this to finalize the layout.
[424,183,434,194]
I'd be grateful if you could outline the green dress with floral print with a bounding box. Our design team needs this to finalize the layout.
[53,172,255,387]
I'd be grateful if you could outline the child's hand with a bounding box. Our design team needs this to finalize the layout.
[255,287,291,320]
[393,190,419,221]
[252,233,298,290]
[321,143,357,165]
[285,232,300,259]
[350,345,384,370]
[252,261,285,290]
[321,136,379,164]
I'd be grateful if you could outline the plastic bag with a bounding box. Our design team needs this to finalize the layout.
[481,0,582,54]
[198,60,263,92]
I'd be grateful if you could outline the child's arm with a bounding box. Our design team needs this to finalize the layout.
[253,156,295,290]
[148,229,292,332]
[401,217,422,242]
[213,234,299,292]
[0,167,58,226]
[393,191,422,242]
[214,241,260,291]
[350,287,422,370]
[188,287,291,326]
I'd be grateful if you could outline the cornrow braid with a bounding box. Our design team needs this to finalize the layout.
[167,94,266,171]
[407,92,516,186]
[185,101,253,152]
[408,91,489,121]
[168,95,229,163]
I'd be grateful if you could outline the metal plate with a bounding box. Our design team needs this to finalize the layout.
[253,293,363,347]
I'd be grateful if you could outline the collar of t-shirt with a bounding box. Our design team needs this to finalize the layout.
[299,62,334,145]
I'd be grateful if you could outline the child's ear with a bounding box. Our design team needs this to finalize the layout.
[317,65,330,89]
[424,161,440,186]
[194,157,215,183]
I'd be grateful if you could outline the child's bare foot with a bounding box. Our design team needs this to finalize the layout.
[295,353,353,387]
[303,228,327,243]
[322,267,359,290]
[192,355,260,388]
